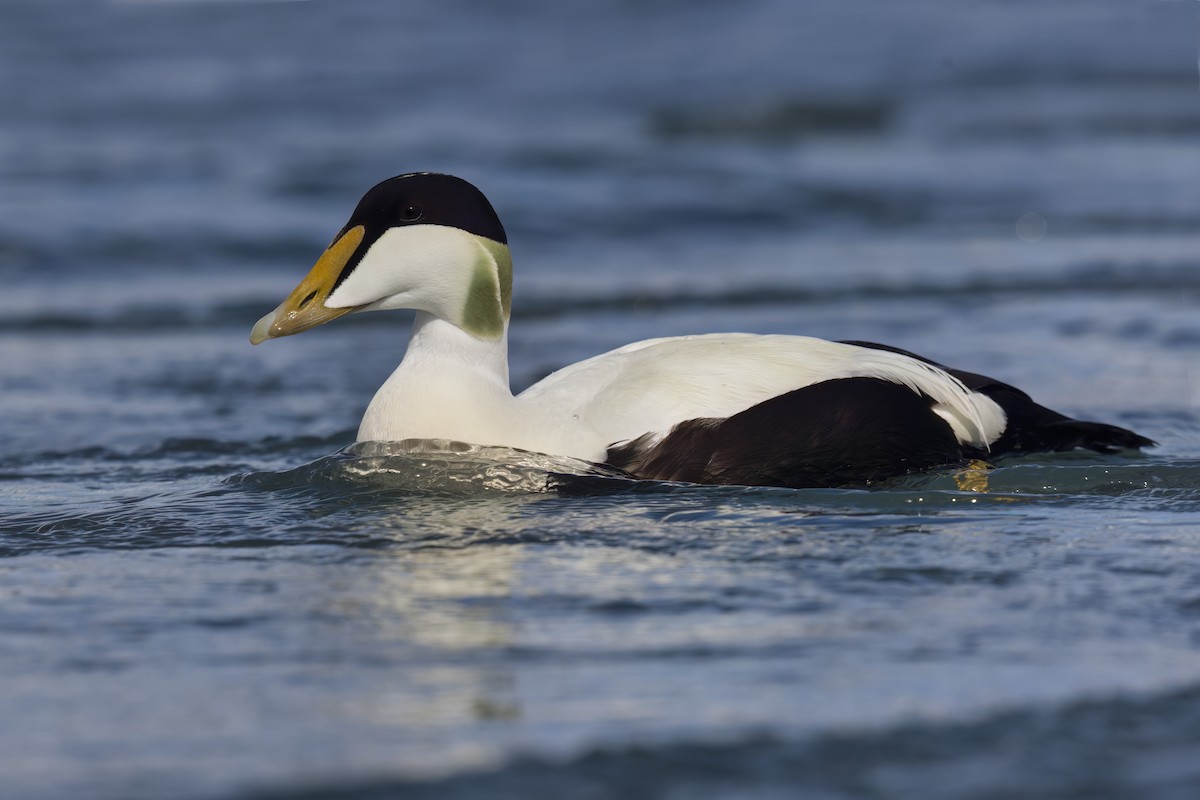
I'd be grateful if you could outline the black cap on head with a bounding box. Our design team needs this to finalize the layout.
[339,172,507,245]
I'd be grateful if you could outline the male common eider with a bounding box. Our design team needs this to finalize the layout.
[250,173,1153,489]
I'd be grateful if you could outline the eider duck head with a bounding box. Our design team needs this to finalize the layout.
[250,173,512,344]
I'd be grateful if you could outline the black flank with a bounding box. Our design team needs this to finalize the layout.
[841,341,1155,455]
[606,377,964,489]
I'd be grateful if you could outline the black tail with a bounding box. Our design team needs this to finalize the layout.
[841,341,1156,457]
[961,381,1154,456]
[1013,419,1154,455]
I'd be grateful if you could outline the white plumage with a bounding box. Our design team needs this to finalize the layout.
[251,173,1151,488]
[515,333,1006,456]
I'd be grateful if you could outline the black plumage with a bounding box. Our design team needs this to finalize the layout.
[605,345,1154,489]
[607,377,965,488]
[840,341,1155,456]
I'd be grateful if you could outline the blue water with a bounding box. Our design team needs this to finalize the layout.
[4,0,1200,798]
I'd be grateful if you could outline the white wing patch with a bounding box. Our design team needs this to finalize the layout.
[846,349,1007,448]
[518,334,1007,450]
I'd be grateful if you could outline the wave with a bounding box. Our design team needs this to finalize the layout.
[231,681,1200,800]
[3,258,1197,335]
[234,439,628,496]
[228,444,1200,510]
[0,431,355,472]
[7,434,1198,502]
[649,98,893,140]
[6,436,1200,560]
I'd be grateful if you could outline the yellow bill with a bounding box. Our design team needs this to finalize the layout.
[250,225,367,344]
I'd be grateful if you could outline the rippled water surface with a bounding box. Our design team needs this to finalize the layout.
[4,1,1200,798]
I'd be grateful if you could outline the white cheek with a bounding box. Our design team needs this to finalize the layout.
[326,225,475,310]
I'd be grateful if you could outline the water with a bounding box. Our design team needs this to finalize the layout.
[3,0,1200,797]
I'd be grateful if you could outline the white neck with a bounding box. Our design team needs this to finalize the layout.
[357,312,514,443]
[356,313,606,460]
[406,311,510,387]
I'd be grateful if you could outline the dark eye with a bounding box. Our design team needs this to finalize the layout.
[400,204,423,222]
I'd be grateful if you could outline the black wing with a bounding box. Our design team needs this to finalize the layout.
[606,377,964,489]
[840,340,1155,455]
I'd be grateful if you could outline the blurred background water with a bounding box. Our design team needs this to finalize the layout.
[3,0,1200,798]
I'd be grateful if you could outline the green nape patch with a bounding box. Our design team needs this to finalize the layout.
[461,237,512,339]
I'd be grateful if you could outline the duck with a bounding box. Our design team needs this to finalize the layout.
[250,172,1153,489]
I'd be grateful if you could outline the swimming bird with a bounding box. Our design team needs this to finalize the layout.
[250,173,1153,488]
